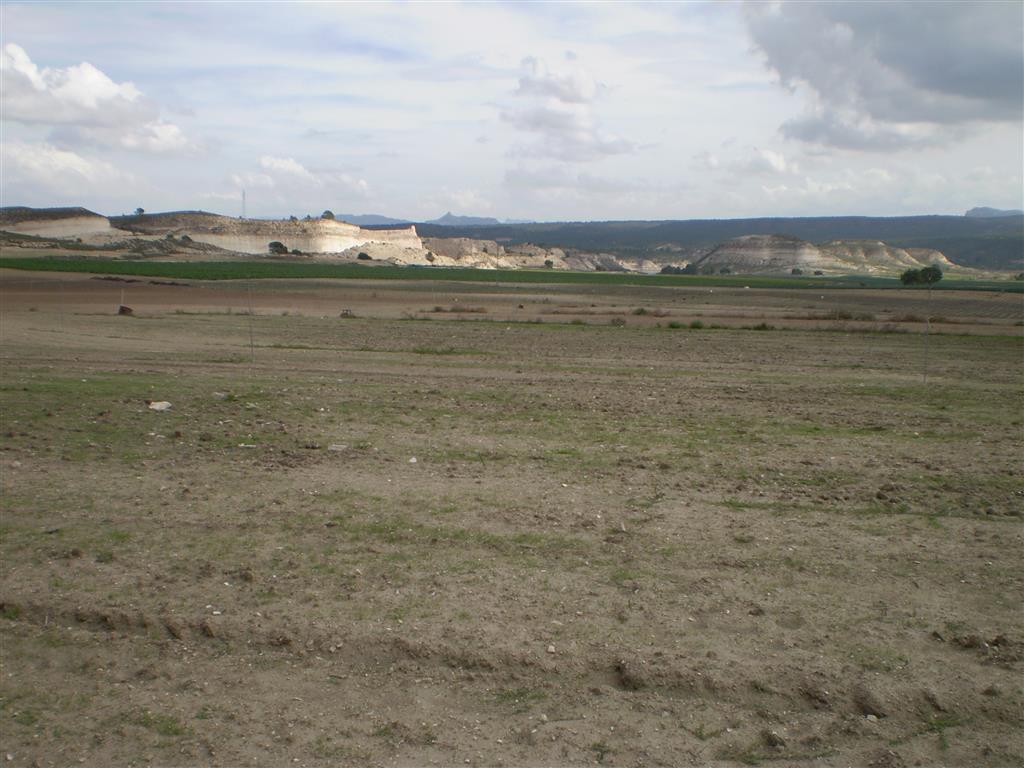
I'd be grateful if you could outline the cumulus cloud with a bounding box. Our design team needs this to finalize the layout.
[1,141,133,191]
[259,155,318,181]
[503,55,634,162]
[744,1,1024,150]
[0,43,190,152]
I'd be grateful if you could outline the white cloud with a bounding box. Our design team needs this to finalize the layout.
[432,188,493,213]
[1,141,132,190]
[515,56,600,104]
[259,155,317,181]
[0,43,190,153]
[503,55,634,163]
[693,147,797,176]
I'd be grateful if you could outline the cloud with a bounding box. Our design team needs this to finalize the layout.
[1,141,132,191]
[0,43,191,153]
[227,157,370,213]
[259,155,318,181]
[515,56,600,103]
[503,55,634,163]
[692,147,798,176]
[744,1,1024,150]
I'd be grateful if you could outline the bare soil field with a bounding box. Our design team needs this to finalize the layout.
[1,273,1022,767]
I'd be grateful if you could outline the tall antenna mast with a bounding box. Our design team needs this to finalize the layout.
[242,189,247,219]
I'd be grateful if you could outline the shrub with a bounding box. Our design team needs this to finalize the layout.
[180,234,192,243]
[632,307,648,316]
[544,259,553,268]
[268,241,288,255]
[321,210,335,220]
[791,267,803,275]
[689,320,704,329]
[357,252,371,260]
[291,248,302,255]
[813,270,824,275]
[667,321,682,329]
[609,317,627,327]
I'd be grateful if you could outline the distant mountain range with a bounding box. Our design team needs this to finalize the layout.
[337,212,535,227]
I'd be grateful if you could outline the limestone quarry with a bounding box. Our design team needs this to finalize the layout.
[111,211,423,256]
[0,206,976,276]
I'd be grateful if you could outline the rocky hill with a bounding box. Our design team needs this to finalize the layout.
[0,207,112,238]
[684,235,956,275]
[111,211,422,255]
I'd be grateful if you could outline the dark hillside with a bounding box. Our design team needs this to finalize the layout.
[415,215,1024,269]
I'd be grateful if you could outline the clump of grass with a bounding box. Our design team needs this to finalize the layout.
[632,307,649,316]
[591,741,613,763]
[13,710,38,726]
[610,567,641,586]
[609,317,627,327]
[689,320,704,329]
[667,321,683,329]
[136,711,187,737]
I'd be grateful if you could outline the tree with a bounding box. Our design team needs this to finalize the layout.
[321,210,335,220]
[791,267,803,275]
[900,268,921,285]
[134,207,145,216]
[901,265,943,287]
[544,259,554,268]
[268,241,288,255]
[902,265,943,385]
[919,265,943,287]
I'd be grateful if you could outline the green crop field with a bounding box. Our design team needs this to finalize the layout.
[1,256,1021,292]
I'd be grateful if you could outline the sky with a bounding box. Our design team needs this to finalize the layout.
[1,1,1022,221]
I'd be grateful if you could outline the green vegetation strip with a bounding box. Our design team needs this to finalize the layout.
[1,257,1020,291]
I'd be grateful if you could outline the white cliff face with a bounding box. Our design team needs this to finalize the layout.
[695,235,957,275]
[696,235,825,273]
[819,241,954,271]
[108,213,423,254]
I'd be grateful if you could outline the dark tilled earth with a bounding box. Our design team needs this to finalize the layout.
[1,274,1022,767]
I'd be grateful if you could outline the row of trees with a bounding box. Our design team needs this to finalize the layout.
[287,211,336,222]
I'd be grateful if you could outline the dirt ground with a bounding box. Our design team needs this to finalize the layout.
[1,272,1022,767]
